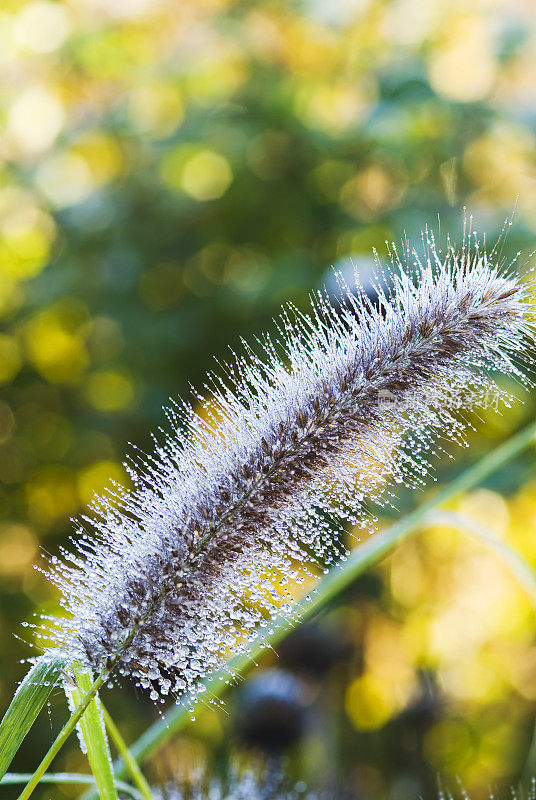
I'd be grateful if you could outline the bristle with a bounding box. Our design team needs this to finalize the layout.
[39,234,535,702]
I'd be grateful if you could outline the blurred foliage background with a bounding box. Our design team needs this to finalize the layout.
[1,0,536,797]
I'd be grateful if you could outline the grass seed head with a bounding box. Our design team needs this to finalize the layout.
[40,231,535,703]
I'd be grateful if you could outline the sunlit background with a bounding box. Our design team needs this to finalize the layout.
[1,0,536,797]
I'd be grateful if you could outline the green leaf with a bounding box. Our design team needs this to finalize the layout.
[66,666,118,800]
[0,656,65,780]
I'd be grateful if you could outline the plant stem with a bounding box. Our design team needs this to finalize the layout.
[16,669,109,800]
[100,420,536,783]
[101,703,153,800]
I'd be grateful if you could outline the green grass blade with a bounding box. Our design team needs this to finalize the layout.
[66,666,118,800]
[429,509,536,609]
[426,509,536,789]
[0,656,65,780]
[82,420,533,793]
[3,773,143,800]
[101,703,153,800]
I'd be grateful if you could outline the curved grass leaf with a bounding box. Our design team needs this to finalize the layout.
[2,772,143,800]
[0,656,65,780]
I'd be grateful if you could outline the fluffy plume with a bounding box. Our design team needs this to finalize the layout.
[154,776,536,800]
[156,777,536,800]
[154,773,327,800]
[439,782,536,800]
[41,233,534,702]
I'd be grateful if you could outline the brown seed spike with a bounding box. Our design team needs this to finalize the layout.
[498,287,519,301]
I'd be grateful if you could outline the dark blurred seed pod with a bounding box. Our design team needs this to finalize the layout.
[395,669,443,735]
[234,668,310,754]
[278,621,352,680]
[323,255,388,312]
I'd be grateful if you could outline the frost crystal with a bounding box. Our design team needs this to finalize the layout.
[41,233,534,701]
